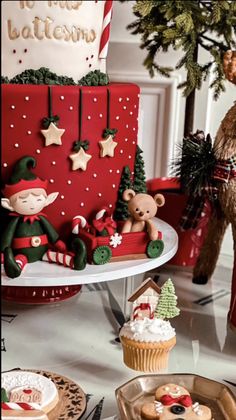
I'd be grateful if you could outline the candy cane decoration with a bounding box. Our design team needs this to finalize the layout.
[99,0,113,59]
[1,402,41,410]
[72,215,89,234]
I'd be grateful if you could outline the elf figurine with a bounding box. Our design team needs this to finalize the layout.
[1,156,87,278]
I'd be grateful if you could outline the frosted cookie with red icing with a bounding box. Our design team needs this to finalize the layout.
[141,383,212,419]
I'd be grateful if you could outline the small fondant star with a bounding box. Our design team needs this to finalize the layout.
[69,148,92,171]
[41,122,65,146]
[99,135,118,158]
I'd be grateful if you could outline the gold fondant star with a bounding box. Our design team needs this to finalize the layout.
[69,148,92,171]
[41,122,65,147]
[99,135,118,158]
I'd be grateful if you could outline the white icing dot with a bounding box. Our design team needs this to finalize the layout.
[67,180,72,184]
[80,202,84,207]
[61,211,65,216]
[69,106,73,110]
[11,105,15,109]
[87,115,91,120]
[109,169,113,173]
[123,106,127,110]
[60,96,64,100]
[49,179,54,183]
[130,111,133,115]
[10,124,14,128]
[126,97,130,101]
[93,98,97,102]
[119,98,122,102]
[3,163,8,167]
[126,124,129,128]
[138,94,140,98]
[116,169,120,174]
[27,130,31,135]
[134,105,137,108]
[14,143,19,148]
[133,127,136,131]
[116,116,120,120]
[85,187,89,191]
[132,141,136,144]
[36,149,41,154]
[112,184,116,188]
[61,195,64,199]
[93,173,97,178]
[125,138,128,142]
[52,161,56,165]
[120,149,124,154]
[22,115,26,119]
[25,96,29,101]
[98,193,102,197]
[99,113,103,118]
[109,204,112,208]
[128,155,132,159]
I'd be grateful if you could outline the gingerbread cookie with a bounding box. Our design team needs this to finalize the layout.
[141,383,212,419]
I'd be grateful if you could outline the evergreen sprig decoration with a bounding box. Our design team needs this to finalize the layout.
[78,70,109,86]
[121,0,236,99]
[42,115,60,129]
[172,130,217,197]
[103,128,118,138]
[73,140,90,152]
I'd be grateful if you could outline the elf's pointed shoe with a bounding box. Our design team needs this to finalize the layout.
[4,247,22,278]
[72,238,87,270]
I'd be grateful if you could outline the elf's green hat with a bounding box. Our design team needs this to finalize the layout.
[3,156,48,198]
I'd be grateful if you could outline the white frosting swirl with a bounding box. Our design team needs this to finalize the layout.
[120,317,176,342]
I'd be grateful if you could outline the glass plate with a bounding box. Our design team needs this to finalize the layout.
[115,373,236,420]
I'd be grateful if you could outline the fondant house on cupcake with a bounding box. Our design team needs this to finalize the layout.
[128,277,161,320]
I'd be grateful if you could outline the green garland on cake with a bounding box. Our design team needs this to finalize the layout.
[1,68,109,86]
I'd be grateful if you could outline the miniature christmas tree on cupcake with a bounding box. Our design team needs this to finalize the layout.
[154,278,180,320]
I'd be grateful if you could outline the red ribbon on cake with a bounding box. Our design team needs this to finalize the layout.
[92,216,116,235]
[160,394,193,407]
[133,303,154,319]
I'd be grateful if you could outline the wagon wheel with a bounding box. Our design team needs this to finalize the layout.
[146,239,164,258]
[93,246,112,265]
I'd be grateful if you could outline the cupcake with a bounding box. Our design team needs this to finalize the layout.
[119,317,176,372]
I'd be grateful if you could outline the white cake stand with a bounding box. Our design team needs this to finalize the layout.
[1,218,178,287]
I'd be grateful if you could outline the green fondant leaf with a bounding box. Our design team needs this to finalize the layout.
[73,140,90,152]
[103,128,118,138]
[42,115,60,129]
[1,388,9,402]
[78,70,109,86]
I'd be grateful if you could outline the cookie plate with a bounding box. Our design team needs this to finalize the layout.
[115,373,236,420]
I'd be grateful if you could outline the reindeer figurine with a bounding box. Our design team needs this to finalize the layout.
[193,50,236,331]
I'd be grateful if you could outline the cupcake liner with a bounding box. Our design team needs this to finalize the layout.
[120,336,176,372]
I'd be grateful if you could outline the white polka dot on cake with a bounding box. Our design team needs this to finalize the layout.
[67,180,72,184]
[126,97,130,101]
[116,169,120,173]
[3,163,8,167]
[109,204,112,208]
[123,106,127,110]
[14,143,19,148]
[80,202,84,207]
[85,187,89,191]
[22,115,26,119]
[69,106,73,111]
[61,195,64,199]
[36,149,41,154]
[116,116,120,120]
[61,211,65,216]
[93,98,97,102]
[132,141,136,144]
[128,155,132,159]
[109,169,113,173]
[126,124,129,128]
[130,111,133,115]
[52,161,56,165]
[49,179,54,183]
[119,98,122,102]
[99,114,103,118]
[60,96,64,100]
[11,105,15,109]
[112,184,116,188]
[125,138,128,142]
[134,105,137,108]
[98,193,102,197]
[25,96,29,101]
[27,130,32,135]
[93,173,97,178]
[120,149,124,154]
[87,115,91,120]
[10,124,14,128]
[133,127,136,131]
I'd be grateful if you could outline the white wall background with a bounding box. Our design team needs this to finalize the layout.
[107,1,235,261]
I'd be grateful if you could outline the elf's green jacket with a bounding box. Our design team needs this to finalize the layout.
[1,215,59,262]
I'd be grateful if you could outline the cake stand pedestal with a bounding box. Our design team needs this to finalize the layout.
[1,218,178,310]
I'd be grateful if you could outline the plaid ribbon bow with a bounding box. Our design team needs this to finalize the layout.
[180,155,236,230]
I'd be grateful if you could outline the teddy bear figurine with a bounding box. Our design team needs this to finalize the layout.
[1,156,87,278]
[141,383,212,419]
[121,189,165,240]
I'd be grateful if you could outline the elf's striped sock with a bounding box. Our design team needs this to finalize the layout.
[15,254,28,271]
[42,250,74,268]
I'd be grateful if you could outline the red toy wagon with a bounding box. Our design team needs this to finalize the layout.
[73,211,164,265]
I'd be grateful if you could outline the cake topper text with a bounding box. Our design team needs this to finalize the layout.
[7,1,96,43]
